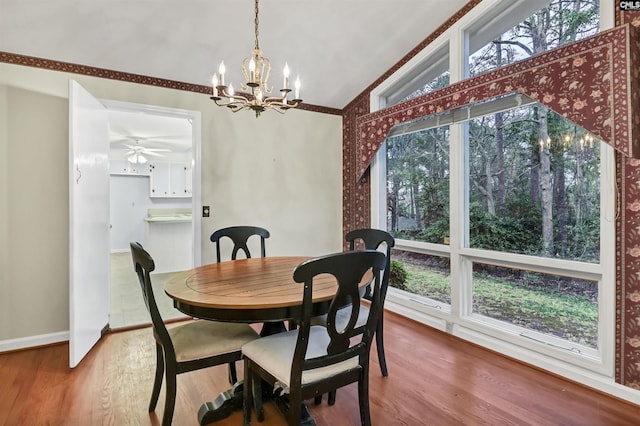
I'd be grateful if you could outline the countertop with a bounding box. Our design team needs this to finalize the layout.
[144,208,192,223]
[144,215,192,223]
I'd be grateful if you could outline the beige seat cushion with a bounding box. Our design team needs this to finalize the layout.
[168,320,259,363]
[241,326,359,393]
[310,304,369,330]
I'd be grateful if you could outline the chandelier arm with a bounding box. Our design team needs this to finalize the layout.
[264,95,302,104]
[216,86,253,100]
[262,95,286,103]
[212,95,250,108]
[213,99,240,107]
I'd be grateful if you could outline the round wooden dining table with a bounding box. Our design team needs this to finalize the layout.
[165,255,349,325]
[164,255,368,425]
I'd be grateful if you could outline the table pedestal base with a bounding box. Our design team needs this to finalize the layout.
[196,322,315,425]
[197,382,244,425]
[196,381,316,425]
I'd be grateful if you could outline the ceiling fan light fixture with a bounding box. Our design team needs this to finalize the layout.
[128,153,147,164]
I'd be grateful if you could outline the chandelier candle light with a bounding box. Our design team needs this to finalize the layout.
[211,0,302,117]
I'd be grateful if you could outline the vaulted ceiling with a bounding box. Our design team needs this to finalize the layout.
[0,0,469,110]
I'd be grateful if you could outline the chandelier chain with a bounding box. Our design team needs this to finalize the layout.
[254,0,260,51]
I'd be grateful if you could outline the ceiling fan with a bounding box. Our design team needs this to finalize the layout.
[124,140,170,164]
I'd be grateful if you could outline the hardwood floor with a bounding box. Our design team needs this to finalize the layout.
[1,311,639,425]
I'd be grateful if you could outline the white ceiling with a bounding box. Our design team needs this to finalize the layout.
[1,0,469,160]
[107,109,193,161]
[0,0,468,110]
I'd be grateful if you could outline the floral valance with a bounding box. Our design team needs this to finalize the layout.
[355,24,640,181]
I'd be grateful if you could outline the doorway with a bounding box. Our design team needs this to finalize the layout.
[103,100,202,328]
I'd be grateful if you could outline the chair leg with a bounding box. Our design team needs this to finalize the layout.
[149,344,164,412]
[285,393,302,426]
[314,394,322,405]
[162,365,177,426]
[228,361,238,385]
[243,359,252,426]
[376,316,388,377]
[358,368,372,426]
[252,371,264,422]
[328,390,336,405]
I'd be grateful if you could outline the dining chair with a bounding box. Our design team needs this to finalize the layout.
[209,225,270,262]
[313,230,395,372]
[130,242,259,426]
[210,224,289,337]
[241,250,387,426]
[344,228,395,377]
[310,228,395,406]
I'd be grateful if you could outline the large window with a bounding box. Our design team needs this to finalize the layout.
[386,99,606,352]
[371,0,614,378]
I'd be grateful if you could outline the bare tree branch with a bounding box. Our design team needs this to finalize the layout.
[493,40,534,56]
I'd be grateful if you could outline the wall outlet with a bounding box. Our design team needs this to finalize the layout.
[203,206,210,217]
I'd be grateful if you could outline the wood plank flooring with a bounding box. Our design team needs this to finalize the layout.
[1,311,639,425]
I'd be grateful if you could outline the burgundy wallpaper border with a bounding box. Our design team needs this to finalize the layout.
[616,8,640,389]
[0,52,342,116]
[355,24,639,181]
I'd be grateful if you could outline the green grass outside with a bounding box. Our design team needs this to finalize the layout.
[394,261,598,348]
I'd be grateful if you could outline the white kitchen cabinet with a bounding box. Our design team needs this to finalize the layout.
[149,161,191,198]
[149,162,170,196]
[109,159,150,175]
[170,162,190,196]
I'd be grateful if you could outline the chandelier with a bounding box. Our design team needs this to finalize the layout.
[211,0,302,117]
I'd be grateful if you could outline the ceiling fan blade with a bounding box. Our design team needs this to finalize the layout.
[144,135,191,141]
[110,138,131,144]
[144,151,165,157]
[144,148,171,152]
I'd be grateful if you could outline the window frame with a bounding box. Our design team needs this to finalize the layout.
[369,0,616,385]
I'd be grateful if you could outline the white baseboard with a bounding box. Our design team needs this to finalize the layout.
[0,331,69,353]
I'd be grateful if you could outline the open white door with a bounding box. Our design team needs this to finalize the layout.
[69,80,110,368]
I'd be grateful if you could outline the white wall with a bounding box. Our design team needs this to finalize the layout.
[0,62,343,342]
[0,84,69,340]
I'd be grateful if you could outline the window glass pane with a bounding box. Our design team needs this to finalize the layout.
[384,42,450,106]
[391,249,450,305]
[467,103,600,262]
[386,126,450,244]
[472,263,598,349]
[402,71,450,102]
[469,0,600,77]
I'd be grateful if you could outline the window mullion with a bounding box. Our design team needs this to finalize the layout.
[449,122,469,318]
[447,25,466,320]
